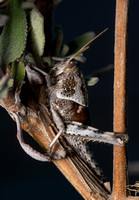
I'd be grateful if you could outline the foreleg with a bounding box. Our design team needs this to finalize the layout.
[48,103,65,152]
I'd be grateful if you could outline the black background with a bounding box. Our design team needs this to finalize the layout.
[0,0,139,199]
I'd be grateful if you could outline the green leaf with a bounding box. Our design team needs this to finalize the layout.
[25,53,36,65]
[0,75,13,98]
[74,55,86,63]
[67,32,95,55]
[30,8,45,60]
[60,44,69,57]
[11,61,25,87]
[42,57,52,67]
[0,0,27,70]
[87,77,99,87]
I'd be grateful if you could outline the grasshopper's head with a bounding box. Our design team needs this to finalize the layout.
[50,59,79,77]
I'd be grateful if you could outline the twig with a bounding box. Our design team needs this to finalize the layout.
[112,0,129,199]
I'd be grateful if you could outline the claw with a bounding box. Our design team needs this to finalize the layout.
[115,133,129,144]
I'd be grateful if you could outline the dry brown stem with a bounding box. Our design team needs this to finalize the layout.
[112,0,129,199]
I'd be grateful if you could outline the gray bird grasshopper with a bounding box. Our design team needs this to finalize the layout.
[13,29,128,179]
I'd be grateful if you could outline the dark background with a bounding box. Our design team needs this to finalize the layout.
[0,0,139,199]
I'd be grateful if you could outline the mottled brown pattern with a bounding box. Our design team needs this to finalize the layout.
[62,76,75,97]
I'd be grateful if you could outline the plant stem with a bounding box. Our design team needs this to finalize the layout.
[112,0,129,199]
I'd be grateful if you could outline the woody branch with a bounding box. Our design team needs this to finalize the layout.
[112,0,129,199]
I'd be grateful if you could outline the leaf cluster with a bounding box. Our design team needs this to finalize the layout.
[0,0,98,98]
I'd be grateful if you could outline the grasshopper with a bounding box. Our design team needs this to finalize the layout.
[12,30,128,179]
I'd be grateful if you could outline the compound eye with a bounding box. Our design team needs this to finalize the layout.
[64,66,71,72]
[64,61,75,72]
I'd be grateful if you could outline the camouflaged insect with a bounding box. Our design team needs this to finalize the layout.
[13,30,128,180]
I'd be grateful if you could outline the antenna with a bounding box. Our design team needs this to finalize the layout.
[67,28,108,63]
